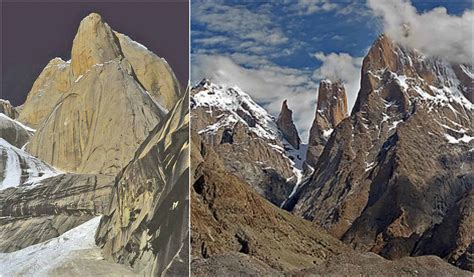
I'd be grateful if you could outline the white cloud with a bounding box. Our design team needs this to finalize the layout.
[192,54,318,141]
[312,52,363,112]
[368,0,474,64]
[193,36,228,46]
[192,1,288,54]
[288,0,339,15]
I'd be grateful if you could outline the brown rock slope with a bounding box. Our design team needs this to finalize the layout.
[190,125,470,276]
[287,35,473,270]
[306,80,348,168]
[191,133,346,272]
[96,91,189,276]
[191,79,301,206]
[16,58,72,128]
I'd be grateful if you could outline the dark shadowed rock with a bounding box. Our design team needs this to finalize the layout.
[276,100,301,149]
[96,91,189,276]
[306,80,348,168]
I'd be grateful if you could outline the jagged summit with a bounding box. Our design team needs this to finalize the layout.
[287,33,473,270]
[192,79,281,141]
[354,34,472,115]
[276,100,301,150]
[305,79,348,168]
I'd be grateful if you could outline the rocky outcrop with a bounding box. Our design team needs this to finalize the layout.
[0,113,33,149]
[0,100,18,119]
[306,80,348,168]
[276,100,301,149]
[17,58,72,128]
[20,12,186,176]
[287,35,473,269]
[115,32,182,111]
[96,91,189,276]
[191,80,302,206]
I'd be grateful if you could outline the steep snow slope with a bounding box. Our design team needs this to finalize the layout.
[0,138,59,190]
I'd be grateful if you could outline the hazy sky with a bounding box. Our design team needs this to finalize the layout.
[1,0,189,106]
[191,0,472,141]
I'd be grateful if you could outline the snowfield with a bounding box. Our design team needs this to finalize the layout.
[0,216,103,276]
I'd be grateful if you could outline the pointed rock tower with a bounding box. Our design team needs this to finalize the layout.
[70,13,122,78]
[24,13,180,175]
[306,80,348,168]
[276,100,301,149]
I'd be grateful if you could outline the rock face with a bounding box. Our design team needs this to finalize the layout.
[305,80,348,168]
[276,100,301,149]
[115,32,182,111]
[191,80,305,206]
[21,13,183,176]
[0,100,18,119]
[26,58,163,175]
[96,91,189,276]
[292,252,471,276]
[287,35,473,270]
[16,58,72,128]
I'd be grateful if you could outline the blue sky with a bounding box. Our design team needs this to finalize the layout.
[191,0,473,141]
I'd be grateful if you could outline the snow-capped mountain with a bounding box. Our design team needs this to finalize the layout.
[191,79,307,206]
